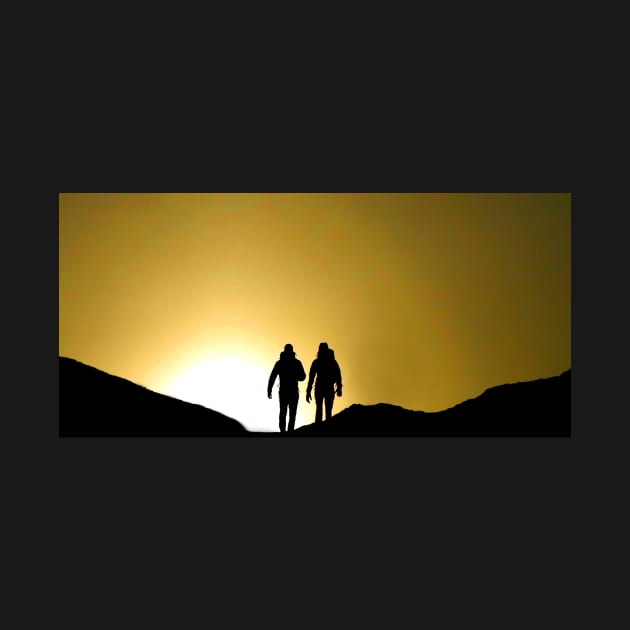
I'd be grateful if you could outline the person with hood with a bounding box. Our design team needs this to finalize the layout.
[306,342,343,423]
[267,343,307,433]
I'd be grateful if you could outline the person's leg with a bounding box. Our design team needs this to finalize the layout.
[279,394,288,433]
[324,391,334,420]
[288,393,298,432]
[314,393,323,422]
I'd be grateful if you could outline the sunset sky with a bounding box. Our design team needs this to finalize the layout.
[58,193,571,432]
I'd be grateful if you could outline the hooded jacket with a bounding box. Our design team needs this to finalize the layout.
[307,346,342,395]
[268,348,306,396]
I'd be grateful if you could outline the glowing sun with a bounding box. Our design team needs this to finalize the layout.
[165,355,310,433]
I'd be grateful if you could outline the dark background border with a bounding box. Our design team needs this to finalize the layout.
[12,104,605,626]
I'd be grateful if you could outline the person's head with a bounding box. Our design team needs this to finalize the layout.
[281,343,295,359]
[317,342,329,358]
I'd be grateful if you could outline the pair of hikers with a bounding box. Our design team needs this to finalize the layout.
[267,342,343,433]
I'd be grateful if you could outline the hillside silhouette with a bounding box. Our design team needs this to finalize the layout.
[58,357,570,437]
[59,357,248,437]
[294,370,571,437]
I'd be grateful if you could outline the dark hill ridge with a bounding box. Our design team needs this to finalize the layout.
[59,357,248,437]
[58,357,570,437]
[294,370,571,437]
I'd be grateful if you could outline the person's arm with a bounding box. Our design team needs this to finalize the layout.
[306,360,317,402]
[297,360,306,382]
[335,360,343,396]
[268,363,279,398]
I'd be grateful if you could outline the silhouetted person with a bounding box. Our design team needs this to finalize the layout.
[306,342,343,422]
[268,343,306,433]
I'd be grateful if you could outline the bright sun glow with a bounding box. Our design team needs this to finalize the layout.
[165,355,311,433]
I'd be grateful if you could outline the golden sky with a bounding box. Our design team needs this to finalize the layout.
[58,193,571,432]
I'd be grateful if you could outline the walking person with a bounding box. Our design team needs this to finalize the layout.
[267,343,306,433]
[306,342,343,423]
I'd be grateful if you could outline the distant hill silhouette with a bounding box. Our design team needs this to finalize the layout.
[59,357,248,437]
[58,357,570,437]
[294,370,571,437]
